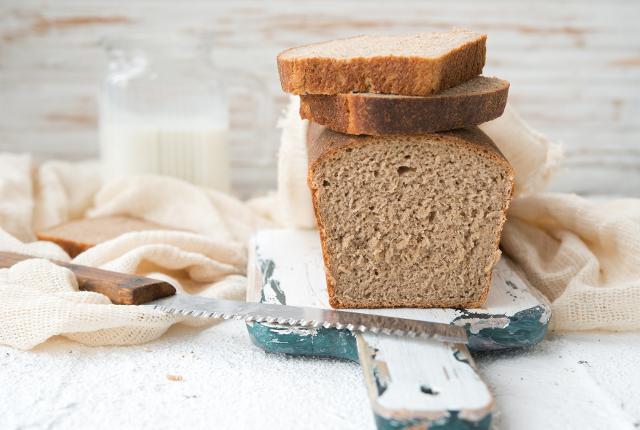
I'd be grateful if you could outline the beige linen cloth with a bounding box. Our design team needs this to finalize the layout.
[1,99,639,350]
[0,160,275,349]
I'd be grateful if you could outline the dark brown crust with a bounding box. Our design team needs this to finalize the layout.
[300,77,509,135]
[34,234,92,258]
[306,122,514,309]
[278,33,486,96]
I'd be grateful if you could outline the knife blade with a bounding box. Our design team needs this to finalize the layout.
[146,295,467,344]
[0,251,467,344]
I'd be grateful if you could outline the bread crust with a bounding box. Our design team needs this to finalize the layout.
[300,77,509,135]
[34,234,92,258]
[278,32,486,96]
[35,216,173,258]
[306,123,514,309]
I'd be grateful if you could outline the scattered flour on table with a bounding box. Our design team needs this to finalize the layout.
[0,322,373,430]
[1,323,639,430]
[476,331,640,430]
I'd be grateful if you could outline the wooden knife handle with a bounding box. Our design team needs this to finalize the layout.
[0,251,176,305]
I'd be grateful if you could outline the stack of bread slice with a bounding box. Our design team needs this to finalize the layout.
[277,29,514,309]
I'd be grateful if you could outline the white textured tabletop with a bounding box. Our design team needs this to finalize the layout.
[1,322,638,430]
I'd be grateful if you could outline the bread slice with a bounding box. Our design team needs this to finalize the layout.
[307,123,514,309]
[300,76,509,135]
[278,29,486,96]
[36,216,173,257]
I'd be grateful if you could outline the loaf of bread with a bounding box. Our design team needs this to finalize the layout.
[36,216,172,257]
[307,123,514,308]
[278,29,486,96]
[300,76,509,135]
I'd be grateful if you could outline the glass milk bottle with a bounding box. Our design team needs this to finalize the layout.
[99,35,269,194]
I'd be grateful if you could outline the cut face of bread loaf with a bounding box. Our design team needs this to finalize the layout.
[307,123,514,309]
[300,76,509,135]
[278,29,486,96]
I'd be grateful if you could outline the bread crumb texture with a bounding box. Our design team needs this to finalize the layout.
[309,128,513,308]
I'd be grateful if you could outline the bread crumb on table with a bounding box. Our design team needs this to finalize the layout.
[166,374,184,381]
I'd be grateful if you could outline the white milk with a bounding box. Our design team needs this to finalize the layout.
[99,117,231,193]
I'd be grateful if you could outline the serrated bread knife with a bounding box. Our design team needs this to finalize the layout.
[0,252,467,344]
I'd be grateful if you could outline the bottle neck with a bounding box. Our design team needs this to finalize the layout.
[104,34,212,72]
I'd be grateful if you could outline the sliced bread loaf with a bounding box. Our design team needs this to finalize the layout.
[36,216,173,257]
[307,123,514,309]
[278,29,486,96]
[300,76,509,135]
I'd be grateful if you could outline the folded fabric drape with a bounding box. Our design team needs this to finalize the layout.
[0,159,273,349]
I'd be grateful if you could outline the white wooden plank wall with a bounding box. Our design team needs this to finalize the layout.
[1,0,638,197]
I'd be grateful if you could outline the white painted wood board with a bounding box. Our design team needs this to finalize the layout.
[247,229,497,428]
[250,229,551,343]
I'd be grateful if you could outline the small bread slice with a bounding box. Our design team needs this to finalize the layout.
[278,29,486,96]
[36,216,173,257]
[300,76,509,135]
[307,123,514,309]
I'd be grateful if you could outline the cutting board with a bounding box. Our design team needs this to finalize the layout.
[246,229,551,430]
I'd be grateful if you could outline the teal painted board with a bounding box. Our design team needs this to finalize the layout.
[246,229,551,430]
[247,229,551,353]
